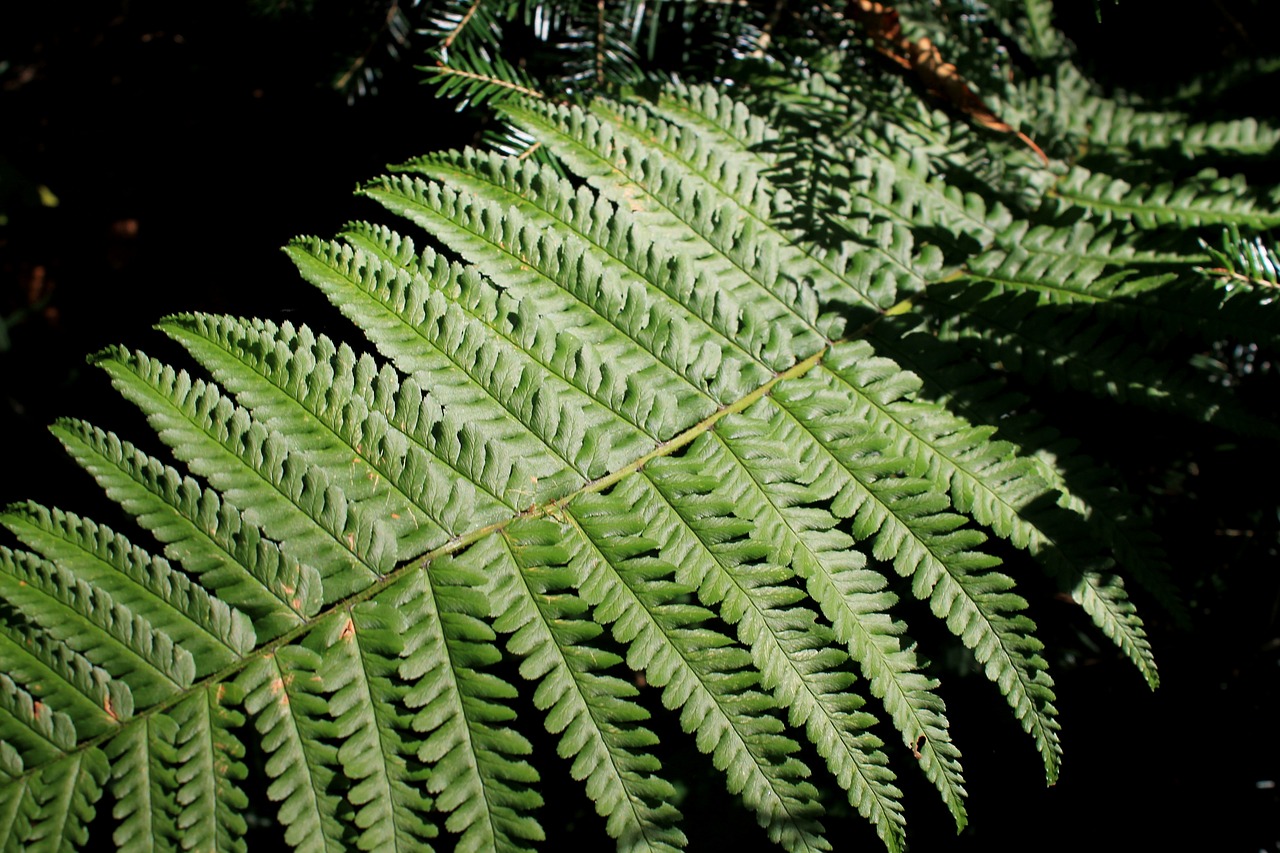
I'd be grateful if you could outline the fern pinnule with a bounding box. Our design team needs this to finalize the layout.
[104,711,179,851]
[642,442,907,852]
[866,318,1188,626]
[17,748,108,853]
[3,504,253,670]
[238,642,344,850]
[0,536,193,705]
[91,348,393,600]
[0,625,129,742]
[714,396,967,831]
[167,685,250,852]
[315,594,437,851]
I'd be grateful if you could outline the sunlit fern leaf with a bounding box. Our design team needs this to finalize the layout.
[14,748,109,853]
[486,517,687,852]
[105,711,179,851]
[712,397,961,833]
[51,420,323,641]
[239,641,346,851]
[398,550,544,853]
[641,442,906,851]
[314,592,437,851]
[567,485,829,853]
[8,12,1278,846]
[169,684,250,852]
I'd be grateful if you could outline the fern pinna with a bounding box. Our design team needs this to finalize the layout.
[3,25,1279,851]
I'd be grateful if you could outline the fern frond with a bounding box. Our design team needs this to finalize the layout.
[642,440,906,852]
[168,684,250,852]
[570,485,829,853]
[488,518,686,852]
[1014,63,1280,160]
[104,712,179,851]
[0,666,77,766]
[51,420,322,641]
[1,29,1225,847]
[0,619,131,739]
[713,398,965,832]
[314,590,438,851]
[158,313,511,551]
[239,641,347,850]
[2,503,253,670]
[399,550,544,853]
[771,368,1061,782]
[817,339,1159,684]
[866,316,1189,625]
[286,230,636,483]
[0,543,194,707]
[1199,224,1280,289]
[8,748,109,853]
[1050,166,1280,229]
[91,348,393,600]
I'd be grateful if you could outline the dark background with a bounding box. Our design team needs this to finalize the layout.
[1,2,1278,850]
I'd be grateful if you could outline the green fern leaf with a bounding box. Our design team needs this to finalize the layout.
[8,18,1253,845]
[1050,166,1280,229]
[51,420,322,640]
[487,517,686,852]
[398,551,544,852]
